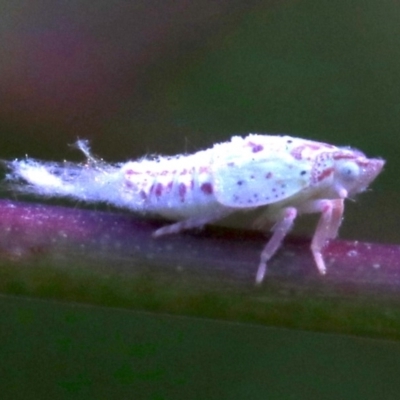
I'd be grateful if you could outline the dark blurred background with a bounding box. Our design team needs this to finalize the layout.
[0,0,396,242]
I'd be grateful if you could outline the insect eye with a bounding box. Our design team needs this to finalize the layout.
[339,161,360,181]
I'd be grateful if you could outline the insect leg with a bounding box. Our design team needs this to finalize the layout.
[152,210,232,237]
[308,199,344,274]
[252,210,274,230]
[256,207,297,284]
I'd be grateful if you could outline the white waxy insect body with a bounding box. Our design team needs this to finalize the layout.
[6,135,384,283]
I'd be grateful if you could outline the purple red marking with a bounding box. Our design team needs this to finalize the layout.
[316,167,334,182]
[155,183,163,197]
[247,141,264,153]
[200,182,213,195]
[178,183,186,202]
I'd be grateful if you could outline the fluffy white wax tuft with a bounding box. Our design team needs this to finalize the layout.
[6,141,130,206]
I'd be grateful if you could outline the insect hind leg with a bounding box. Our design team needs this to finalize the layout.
[153,210,231,237]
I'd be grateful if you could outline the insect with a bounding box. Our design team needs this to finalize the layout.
[5,135,384,283]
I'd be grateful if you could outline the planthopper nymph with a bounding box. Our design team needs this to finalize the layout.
[5,134,385,283]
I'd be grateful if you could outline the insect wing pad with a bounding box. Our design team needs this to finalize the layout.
[211,150,311,208]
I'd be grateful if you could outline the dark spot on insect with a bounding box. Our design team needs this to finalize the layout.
[250,175,255,180]
[237,180,244,186]
[227,162,235,167]
[300,170,307,176]
[253,194,258,198]
[287,139,293,144]
[125,180,134,189]
[200,182,213,195]
[179,183,187,202]
[265,172,272,179]
[140,190,147,200]
[247,141,264,153]
[317,167,334,182]
[155,183,163,197]
[281,184,286,188]
[252,144,263,153]
[126,169,140,175]
[272,188,277,192]
[333,154,357,161]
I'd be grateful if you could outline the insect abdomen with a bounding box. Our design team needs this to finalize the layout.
[122,152,222,219]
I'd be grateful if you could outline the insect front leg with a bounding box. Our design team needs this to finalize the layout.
[256,207,297,284]
[298,198,344,275]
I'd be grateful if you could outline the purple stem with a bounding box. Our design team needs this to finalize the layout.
[0,199,397,290]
